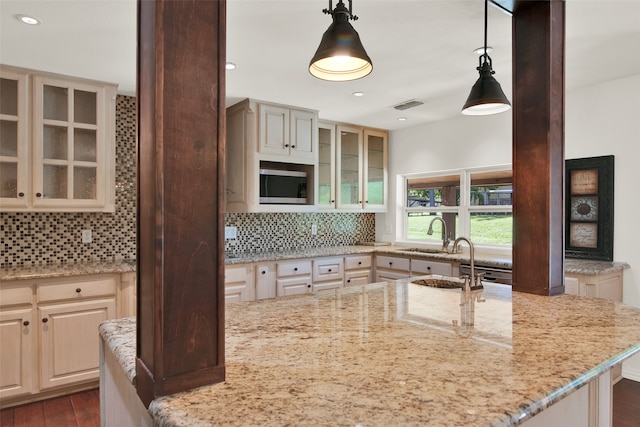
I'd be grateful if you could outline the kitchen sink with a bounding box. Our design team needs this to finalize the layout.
[411,277,464,289]
[403,248,451,255]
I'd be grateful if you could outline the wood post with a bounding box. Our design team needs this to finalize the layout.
[135,0,227,406]
[512,0,565,295]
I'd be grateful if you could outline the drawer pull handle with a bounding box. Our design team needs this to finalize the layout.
[42,318,48,323]
[358,261,362,265]
[261,270,266,275]
[294,267,298,272]
[307,284,311,288]
[36,192,42,197]
[291,145,296,149]
[347,279,351,283]
[23,320,30,326]
[328,269,332,272]
[18,192,25,197]
[389,262,393,266]
[285,144,289,148]
[427,266,431,270]
[76,288,82,293]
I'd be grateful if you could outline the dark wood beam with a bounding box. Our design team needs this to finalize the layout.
[512,0,565,296]
[136,0,227,406]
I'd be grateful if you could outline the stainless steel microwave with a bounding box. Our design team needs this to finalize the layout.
[259,169,308,204]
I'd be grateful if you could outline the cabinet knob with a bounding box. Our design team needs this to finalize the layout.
[358,201,362,204]
[261,270,266,275]
[347,279,351,283]
[330,200,335,203]
[389,262,393,266]
[76,288,82,293]
[294,267,298,271]
[36,192,42,197]
[358,261,362,265]
[427,266,431,270]
[42,318,48,323]
[23,320,30,326]
[18,192,24,197]
[291,145,296,149]
[284,144,289,148]
[328,269,332,272]
[365,200,369,203]
[307,284,311,288]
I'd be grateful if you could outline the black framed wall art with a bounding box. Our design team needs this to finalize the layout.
[565,155,614,261]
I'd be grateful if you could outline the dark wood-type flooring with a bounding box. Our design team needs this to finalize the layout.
[1,380,639,426]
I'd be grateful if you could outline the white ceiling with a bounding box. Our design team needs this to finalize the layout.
[1,0,639,131]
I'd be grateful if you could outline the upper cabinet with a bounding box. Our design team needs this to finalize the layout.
[0,65,117,212]
[258,104,316,161]
[322,122,388,212]
[226,99,318,213]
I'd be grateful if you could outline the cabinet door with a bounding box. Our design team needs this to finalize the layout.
[375,270,410,282]
[0,68,29,209]
[255,264,277,300]
[225,265,255,303]
[317,122,336,208]
[345,270,371,287]
[312,257,344,283]
[32,75,115,211]
[276,277,312,296]
[0,307,34,399]
[336,125,363,209]
[363,129,387,211]
[39,298,115,390]
[258,103,289,155]
[289,109,316,161]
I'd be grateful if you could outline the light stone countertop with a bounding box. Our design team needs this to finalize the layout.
[1,246,629,282]
[100,279,640,427]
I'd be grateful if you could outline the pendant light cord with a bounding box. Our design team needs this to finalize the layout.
[483,0,488,64]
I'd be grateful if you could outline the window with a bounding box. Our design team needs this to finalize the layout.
[402,165,512,249]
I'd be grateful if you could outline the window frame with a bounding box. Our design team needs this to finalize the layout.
[399,164,512,254]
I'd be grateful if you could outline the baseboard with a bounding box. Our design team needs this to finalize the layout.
[622,365,640,382]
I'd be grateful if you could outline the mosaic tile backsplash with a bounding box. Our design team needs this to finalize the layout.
[1,95,375,267]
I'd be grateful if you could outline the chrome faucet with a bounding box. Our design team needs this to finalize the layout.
[452,236,482,292]
[427,216,451,252]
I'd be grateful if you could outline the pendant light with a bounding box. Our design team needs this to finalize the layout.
[309,0,372,82]
[462,0,511,115]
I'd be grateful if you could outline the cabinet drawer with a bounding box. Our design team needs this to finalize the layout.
[277,260,312,278]
[411,259,452,276]
[37,278,116,303]
[345,270,371,287]
[375,255,410,272]
[0,284,33,307]
[313,257,344,282]
[225,265,249,284]
[344,255,372,270]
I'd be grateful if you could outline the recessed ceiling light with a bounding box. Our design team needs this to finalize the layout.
[473,46,493,55]
[225,62,237,70]
[352,91,365,97]
[397,117,407,121]
[16,14,40,25]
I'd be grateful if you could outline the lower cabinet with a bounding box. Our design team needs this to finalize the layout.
[276,260,313,296]
[224,264,255,303]
[255,263,277,300]
[411,258,454,276]
[375,255,411,281]
[564,271,623,302]
[0,273,133,408]
[344,254,372,286]
[312,257,344,291]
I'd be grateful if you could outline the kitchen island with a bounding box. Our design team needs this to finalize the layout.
[100,278,640,426]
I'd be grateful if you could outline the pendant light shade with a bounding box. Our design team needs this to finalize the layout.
[309,0,372,82]
[462,0,511,115]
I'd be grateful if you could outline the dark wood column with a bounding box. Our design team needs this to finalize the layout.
[512,0,565,296]
[136,0,226,406]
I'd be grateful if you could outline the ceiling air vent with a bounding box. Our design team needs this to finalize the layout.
[393,99,424,111]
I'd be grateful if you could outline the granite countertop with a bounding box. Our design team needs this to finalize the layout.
[0,259,136,282]
[2,246,629,282]
[100,279,640,427]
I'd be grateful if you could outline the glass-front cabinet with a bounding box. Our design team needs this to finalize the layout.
[0,69,28,209]
[332,124,388,212]
[317,122,336,208]
[0,65,116,212]
[336,125,363,209]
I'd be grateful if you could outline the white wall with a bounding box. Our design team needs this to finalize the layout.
[380,73,640,379]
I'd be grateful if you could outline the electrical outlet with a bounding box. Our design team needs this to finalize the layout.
[385,224,392,234]
[225,226,237,240]
[82,230,92,243]
[311,224,318,235]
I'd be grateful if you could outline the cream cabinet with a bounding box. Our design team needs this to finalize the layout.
[276,259,313,296]
[312,257,344,291]
[0,285,34,401]
[258,103,316,161]
[375,255,411,281]
[0,65,117,212]
[0,273,134,408]
[344,254,372,286]
[255,263,277,300]
[564,270,623,302]
[225,264,255,303]
[334,124,388,212]
[226,99,318,213]
[411,258,454,276]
